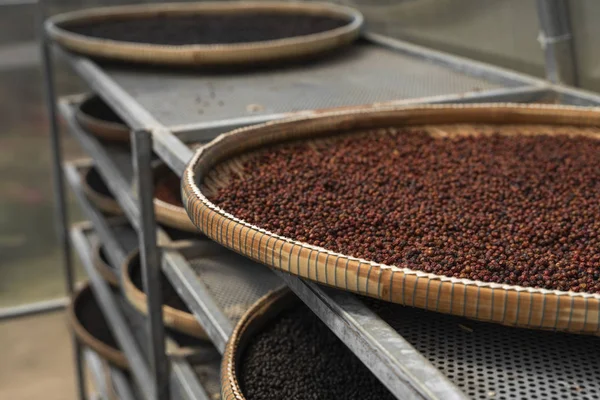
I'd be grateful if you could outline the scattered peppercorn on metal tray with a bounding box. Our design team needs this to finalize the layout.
[183,103,600,335]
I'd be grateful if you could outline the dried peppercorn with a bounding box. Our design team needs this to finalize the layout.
[210,128,600,293]
[155,170,183,207]
[240,302,395,400]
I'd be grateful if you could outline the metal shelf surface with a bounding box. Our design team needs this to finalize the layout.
[101,41,508,130]
[54,33,549,144]
[362,297,600,400]
[165,242,284,353]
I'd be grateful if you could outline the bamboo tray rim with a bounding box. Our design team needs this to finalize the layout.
[184,103,600,302]
[76,93,128,132]
[92,242,120,287]
[68,283,129,370]
[81,166,123,215]
[45,1,363,52]
[153,162,199,233]
[121,249,209,340]
[222,288,293,400]
[75,93,130,138]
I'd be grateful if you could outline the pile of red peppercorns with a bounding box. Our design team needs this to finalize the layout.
[210,128,600,293]
[155,169,183,207]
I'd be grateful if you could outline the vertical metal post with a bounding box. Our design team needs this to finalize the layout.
[132,129,170,400]
[37,1,87,399]
[535,0,578,86]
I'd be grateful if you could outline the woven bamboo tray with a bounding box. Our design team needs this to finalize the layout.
[82,166,122,215]
[93,242,120,287]
[122,249,208,340]
[183,103,600,335]
[222,288,393,400]
[221,288,297,400]
[68,283,129,370]
[75,94,129,143]
[153,162,199,233]
[45,2,362,66]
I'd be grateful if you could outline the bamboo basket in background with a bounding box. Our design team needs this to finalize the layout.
[68,283,129,370]
[92,242,120,287]
[75,94,129,143]
[81,166,122,216]
[46,2,363,66]
[122,249,209,340]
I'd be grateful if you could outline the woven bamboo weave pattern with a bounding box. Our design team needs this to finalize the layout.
[184,103,600,335]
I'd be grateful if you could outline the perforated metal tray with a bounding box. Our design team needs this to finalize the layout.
[184,241,283,324]
[193,361,221,400]
[363,298,600,400]
[105,41,506,130]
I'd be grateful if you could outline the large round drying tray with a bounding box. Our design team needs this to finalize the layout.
[68,283,129,370]
[45,1,363,66]
[75,94,129,143]
[122,249,209,340]
[183,103,600,335]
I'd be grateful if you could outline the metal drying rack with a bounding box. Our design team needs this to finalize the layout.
[38,1,600,399]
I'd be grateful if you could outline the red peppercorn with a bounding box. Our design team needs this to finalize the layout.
[210,128,600,293]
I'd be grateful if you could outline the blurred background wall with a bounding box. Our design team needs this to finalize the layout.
[0,0,597,309]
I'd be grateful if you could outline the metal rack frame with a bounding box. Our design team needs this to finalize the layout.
[67,192,213,400]
[41,6,600,399]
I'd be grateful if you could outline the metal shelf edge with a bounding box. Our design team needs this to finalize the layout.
[276,272,468,400]
[59,98,141,230]
[83,348,114,400]
[111,367,140,400]
[162,249,233,353]
[57,51,192,175]
[364,32,548,88]
[170,358,214,400]
[170,86,549,140]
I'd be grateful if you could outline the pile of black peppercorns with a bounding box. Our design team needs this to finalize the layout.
[211,128,600,293]
[239,301,395,400]
[67,14,348,46]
